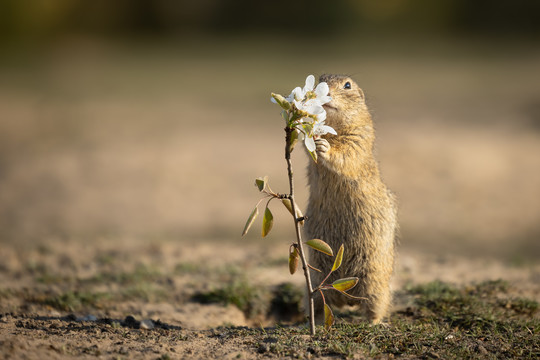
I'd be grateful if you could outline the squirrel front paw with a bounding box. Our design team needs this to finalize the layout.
[315,137,330,159]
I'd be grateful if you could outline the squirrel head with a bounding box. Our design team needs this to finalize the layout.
[319,74,372,133]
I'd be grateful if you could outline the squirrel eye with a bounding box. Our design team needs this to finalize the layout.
[344,81,351,89]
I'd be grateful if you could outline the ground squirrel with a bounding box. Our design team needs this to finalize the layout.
[305,74,397,324]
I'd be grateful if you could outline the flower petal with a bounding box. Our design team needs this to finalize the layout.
[316,124,336,135]
[292,87,304,102]
[318,95,332,104]
[304,75,315,93]
[304,136,316,152]
[315,82,329,97]
[316,110,326,122]
[305,102,324,115]
[285,91,295,102]
[294,99,304,111]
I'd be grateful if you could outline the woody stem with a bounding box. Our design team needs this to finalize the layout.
[285,126,316,336]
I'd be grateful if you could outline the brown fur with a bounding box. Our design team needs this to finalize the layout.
[305,74,398,324]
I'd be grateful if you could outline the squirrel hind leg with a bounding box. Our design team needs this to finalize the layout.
[365,287,392,325]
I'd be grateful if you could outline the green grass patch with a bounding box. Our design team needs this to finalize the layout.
[192,279,305,322]
[29,264,174,310]
[0,288,15,299]
[87,264,163,285]
[209,280,539,358]
[192,279,268,318]
[39,291,110,312]
[119,282,168,303]
[405,280,538,330]
[174,262,203,275]
[269,283,304,322]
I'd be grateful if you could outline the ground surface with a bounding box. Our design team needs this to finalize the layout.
[1,236,539,359]
[1,36,539,358]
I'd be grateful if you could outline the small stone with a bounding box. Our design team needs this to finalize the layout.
[76,314,97,322]
[124,315,139,328]
[257,344,269,354]
[140,319,154,330]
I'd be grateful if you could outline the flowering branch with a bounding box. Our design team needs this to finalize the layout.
[242,75,360,335]
[271,74,336,161]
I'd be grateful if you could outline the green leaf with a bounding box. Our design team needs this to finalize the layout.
[242,206,259,236]
[261,206,274,237]
[281,199,304,226]
[289,247,299,275]
[324,303,334,331]
[331,244,344,272]
[331,277,359,292]
[281,199,294,216]
[305,239,333,256]
[287,128,299,153]
[254,176,268,192]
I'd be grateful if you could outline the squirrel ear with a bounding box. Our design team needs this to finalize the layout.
[358,87,365,100]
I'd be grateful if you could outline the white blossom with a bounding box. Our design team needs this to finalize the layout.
[271,74,337,157]
[293,75,331,120]
[303,118,337,152]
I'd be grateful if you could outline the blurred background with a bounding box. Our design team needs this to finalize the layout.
[1,0,540,263]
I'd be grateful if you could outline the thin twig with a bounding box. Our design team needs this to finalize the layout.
[307,263,322,273]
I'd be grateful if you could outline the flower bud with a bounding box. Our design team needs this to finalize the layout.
[271,93,292,110]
